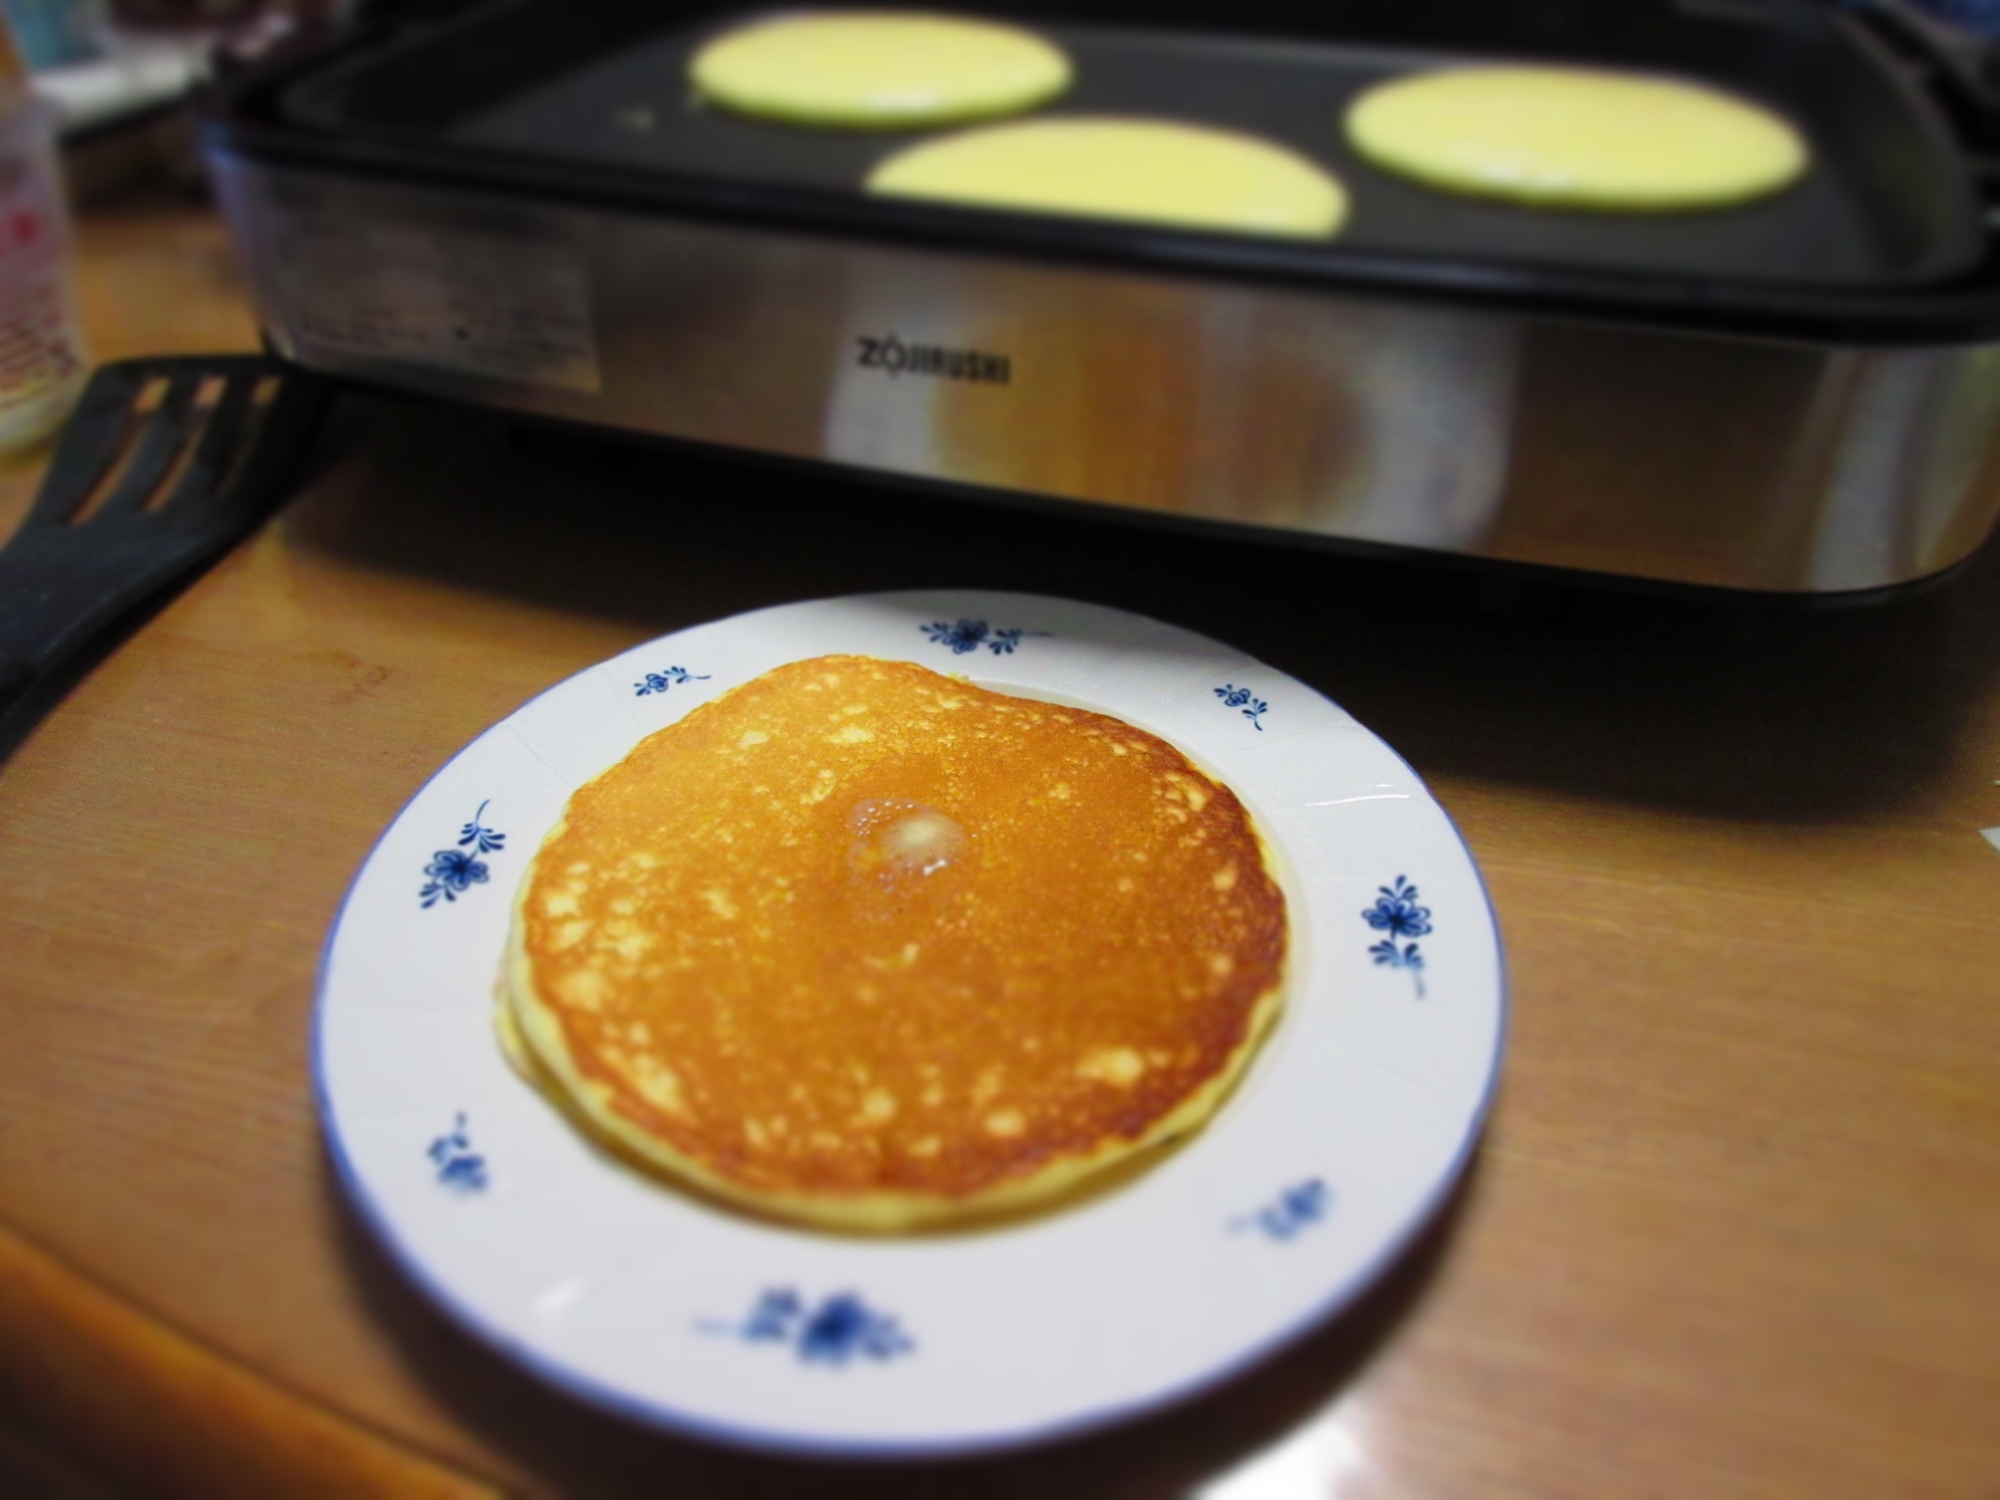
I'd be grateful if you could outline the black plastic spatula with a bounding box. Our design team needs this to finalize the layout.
[0,355,329,758]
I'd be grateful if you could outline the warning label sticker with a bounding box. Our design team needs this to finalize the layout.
[275,219,601,394]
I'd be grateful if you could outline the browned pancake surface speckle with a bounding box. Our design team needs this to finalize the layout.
[515,655,1286,1216]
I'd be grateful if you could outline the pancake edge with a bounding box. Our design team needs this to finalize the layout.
[495,675,1289,1233]
[1343,67,1809,213]
[687,16,1074,132]
[863,118,1351,239]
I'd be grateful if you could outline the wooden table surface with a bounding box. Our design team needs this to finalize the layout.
[1,190,1998,1499]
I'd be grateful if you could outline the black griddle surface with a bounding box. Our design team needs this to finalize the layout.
[280,3,1985,290]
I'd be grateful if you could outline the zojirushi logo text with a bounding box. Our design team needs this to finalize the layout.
[856,335,1011,385]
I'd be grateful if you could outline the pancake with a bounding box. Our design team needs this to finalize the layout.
[503,655,1287,1231]
[688,12,1072,130]
[866,118,1350,239]
[1344,65,1808,212]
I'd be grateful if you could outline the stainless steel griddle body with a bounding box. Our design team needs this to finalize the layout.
[204,0,2000,595]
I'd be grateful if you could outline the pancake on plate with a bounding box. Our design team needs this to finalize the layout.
[500,655,1288,1231]
[1344,65,1808,212]
[688,12,1072,130]
[866,117,1350,238]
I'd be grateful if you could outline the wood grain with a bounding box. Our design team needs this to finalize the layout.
[0,1224,495,1499]
[0,191,1997,1496]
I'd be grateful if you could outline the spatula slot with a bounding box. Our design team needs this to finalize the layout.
[63,379,158,527]
[144,376,231,515]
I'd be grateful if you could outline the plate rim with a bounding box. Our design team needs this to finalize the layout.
[312,588,1510,1459]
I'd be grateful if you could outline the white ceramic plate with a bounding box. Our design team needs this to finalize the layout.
[316,590,1506,1457]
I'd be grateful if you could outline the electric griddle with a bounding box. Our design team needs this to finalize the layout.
[203,0,2000,593]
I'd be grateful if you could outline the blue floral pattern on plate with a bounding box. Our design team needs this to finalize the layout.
[1231,1179,1330,1241]
[1364,875,1432,997]
[428,1113,488,1193]
[1215,684,1269,731]
[701,1288,913,1366]
[921,619,1049,656]
[634,665,711,697]
[419,801,505,908]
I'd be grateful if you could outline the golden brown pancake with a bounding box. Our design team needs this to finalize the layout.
[503,655,1287,1231]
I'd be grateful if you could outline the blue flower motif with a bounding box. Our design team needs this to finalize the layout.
[635,666,711,697]
[800,1294,913,1365]
[1364,875,1431,939]
[421,802,506,907]
[1363,876,1431,996]
[1215,683,1269,730]
[699,1287,913,1366]
[924,618,989,653]
[921,619,1050,656]
[457,799,506,855]
[742,1288,803,1342]
[1232,1178,1331,1241]
[419,848,488,908]
[427,1113,488,1193]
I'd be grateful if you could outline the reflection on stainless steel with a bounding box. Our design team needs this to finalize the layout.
[211,158,2000,595]
[1800,346,2000,590]
[819,263,1519,551]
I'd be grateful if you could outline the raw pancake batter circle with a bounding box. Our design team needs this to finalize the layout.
[689,12,1072,130]
[867,117,1350,239]
[1344,65,1808,212]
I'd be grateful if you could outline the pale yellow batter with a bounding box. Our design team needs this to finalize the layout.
[866,118,1349,239]
[1345,65,1808,212]
[689,12,1072,130]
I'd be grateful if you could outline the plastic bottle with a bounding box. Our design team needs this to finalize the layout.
[0,22,87,456]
